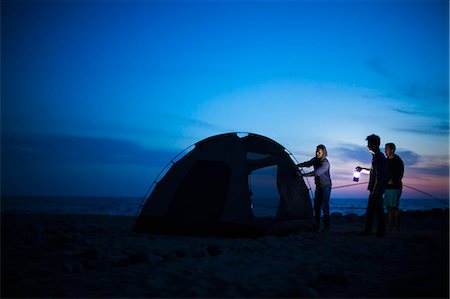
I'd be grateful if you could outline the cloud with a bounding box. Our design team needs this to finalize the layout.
[366,57,392,78]
[331,144,421,166]
[1,134,186,196]
[404,152,449,179]
[388,106,449,135]
[388,104,449,136]
[408,164,449,178]
[162,113,224,131]
[394,123,449,136]
[332,144,372,164]
[391,107,420,116]
[399,82,449,104]
[395,149,420,165]
[366,57,448,106]
[1,134,179,168]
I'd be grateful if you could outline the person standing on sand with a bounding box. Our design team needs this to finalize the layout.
[297,144,332,232]
[356,134,387,237]
[384,142,404,232]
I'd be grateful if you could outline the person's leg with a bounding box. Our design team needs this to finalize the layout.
[387,208,394,231]
[362,194,374,234]
[314,188,322,229]
[376,192,386,237]
[384,190,396,231]
[321,186,331,231]
[394,189,401,231]
[391,208,399,231]
[394,209,400,231]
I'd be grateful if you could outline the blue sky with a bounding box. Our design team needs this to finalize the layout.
[1,0,449,199]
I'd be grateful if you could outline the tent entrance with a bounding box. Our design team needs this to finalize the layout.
[165,160,231,230]
[248,165,279,217]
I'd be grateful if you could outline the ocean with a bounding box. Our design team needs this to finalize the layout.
[1,195,448,217]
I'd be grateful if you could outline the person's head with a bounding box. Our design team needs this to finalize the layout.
[385,142,396,158]
[316,144,327,160]
[366,134,380,152]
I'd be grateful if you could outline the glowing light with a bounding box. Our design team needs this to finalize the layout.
[353,170,361,182]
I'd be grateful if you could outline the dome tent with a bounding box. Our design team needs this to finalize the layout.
[132,133,314,236]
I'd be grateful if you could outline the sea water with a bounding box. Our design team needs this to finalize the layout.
[1,195,448,216]
[1,196,142,216]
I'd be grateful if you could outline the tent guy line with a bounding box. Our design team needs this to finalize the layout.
[331,182,445,203]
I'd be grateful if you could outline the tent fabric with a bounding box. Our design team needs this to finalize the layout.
[132,133,314,235]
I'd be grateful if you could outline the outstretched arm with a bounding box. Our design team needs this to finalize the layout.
[355,166,370,172]
[297,158,314,168]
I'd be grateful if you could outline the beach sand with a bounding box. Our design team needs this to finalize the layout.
[2,209,448,298]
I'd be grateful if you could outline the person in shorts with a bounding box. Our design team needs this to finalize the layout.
[384,142,404,232]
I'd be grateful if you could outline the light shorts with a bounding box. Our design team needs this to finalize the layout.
[384,189,401,209]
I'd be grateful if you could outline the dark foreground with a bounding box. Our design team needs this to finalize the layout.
[2,209,449,298]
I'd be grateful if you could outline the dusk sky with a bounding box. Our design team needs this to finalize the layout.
[1,0,449,200]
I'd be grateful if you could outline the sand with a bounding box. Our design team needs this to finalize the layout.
[2,209,449,298]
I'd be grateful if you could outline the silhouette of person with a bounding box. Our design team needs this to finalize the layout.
[297,144,332,231]
[357,134,387,237]
[384,142,404,232]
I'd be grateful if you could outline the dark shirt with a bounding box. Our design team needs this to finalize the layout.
[386,154,404,189]
[368,150,387,194]
[298,157,332,187]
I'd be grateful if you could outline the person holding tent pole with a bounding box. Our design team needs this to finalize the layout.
[356,134,387,237]
[384,142,404,232]
[296,144,332,232]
